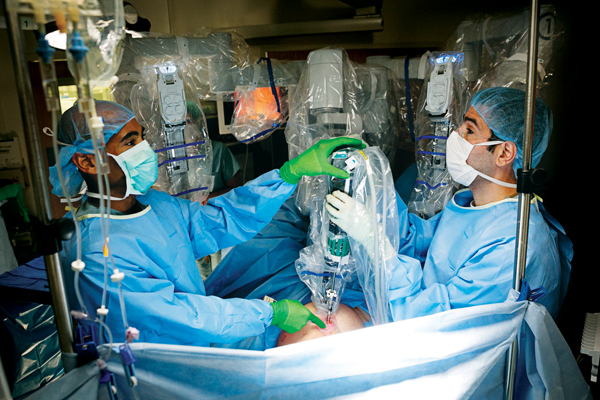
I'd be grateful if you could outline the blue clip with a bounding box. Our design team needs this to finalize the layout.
[69,32,88,62]
[517,280,548,303]
[75,324,100,364]
[118,343,138,387]
[35,37,55,64]
[99,369,119,400]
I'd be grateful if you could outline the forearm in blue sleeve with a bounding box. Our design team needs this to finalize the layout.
[395,192,442,262]
[81,257,274,346]
[389,244,517,321]
[385,253,450,321]
[187,170,296,255]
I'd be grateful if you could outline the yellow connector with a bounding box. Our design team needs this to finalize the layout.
[66,0,80,25]
[51,0,68,33]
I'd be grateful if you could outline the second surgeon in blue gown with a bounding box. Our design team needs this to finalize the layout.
[51,101,364,346]
[327,87,572,322]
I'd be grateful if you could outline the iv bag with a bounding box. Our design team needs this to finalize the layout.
[66,0,126,86]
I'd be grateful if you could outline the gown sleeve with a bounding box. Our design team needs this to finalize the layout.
[181,169,296,258]
[79,246,275,346]
[395,192,443,263]
[387,239,516,321]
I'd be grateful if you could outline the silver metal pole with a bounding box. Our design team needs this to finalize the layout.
[505,0,539,398]
[0,358,12,400]
[3,5,76,364]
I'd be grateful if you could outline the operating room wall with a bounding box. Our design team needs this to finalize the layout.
[128,0,529,50]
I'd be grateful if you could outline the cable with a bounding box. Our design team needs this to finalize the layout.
[74,271,88,315]
[95,318,114,361]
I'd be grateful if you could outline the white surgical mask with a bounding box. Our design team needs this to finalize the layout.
[446,131,517,188]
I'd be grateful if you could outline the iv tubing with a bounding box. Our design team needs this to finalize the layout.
[50,90,83,262]
[95,318,114,361]
[73,271,88,315]
[67,24,128,331]
[118,283,130,328]
[49,84,89,317]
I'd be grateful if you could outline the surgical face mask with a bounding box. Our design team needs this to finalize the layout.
[87,140,158,201]
[446,131,517,188]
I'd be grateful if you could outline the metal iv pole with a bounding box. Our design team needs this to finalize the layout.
[2,1,77,373]
[505,0,540,397]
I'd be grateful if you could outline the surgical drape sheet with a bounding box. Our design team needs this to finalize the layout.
[98,300,590,400]
[0,256,48,292]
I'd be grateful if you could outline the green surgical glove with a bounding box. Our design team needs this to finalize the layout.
[270,299,326,334]
[279,137,366,184]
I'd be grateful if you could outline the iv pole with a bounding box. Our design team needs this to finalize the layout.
[2,1,77,373]
[505,0,540,397]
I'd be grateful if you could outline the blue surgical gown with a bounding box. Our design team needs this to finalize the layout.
[60,170,295,346]
[386,189,572,321]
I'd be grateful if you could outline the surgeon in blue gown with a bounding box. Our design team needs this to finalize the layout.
[327,86,572,322]
[51,101,365,347]
[326,87,573,398]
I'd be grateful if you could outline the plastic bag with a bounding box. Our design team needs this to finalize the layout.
[443,5,563,101]
[407,52,468,219]
[355,63,401,163]
[130,61,213,203]
[230,59,293,144]
[296,146,398,325]
[284,47,365,215]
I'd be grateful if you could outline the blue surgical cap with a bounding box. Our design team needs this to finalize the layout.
[471,87,553,173]
[49,100,135,197]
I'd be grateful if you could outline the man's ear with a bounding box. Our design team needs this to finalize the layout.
[495,141,517,167]
[72,153,97,175]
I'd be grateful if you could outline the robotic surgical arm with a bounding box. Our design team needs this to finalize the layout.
[297,146,399,327]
